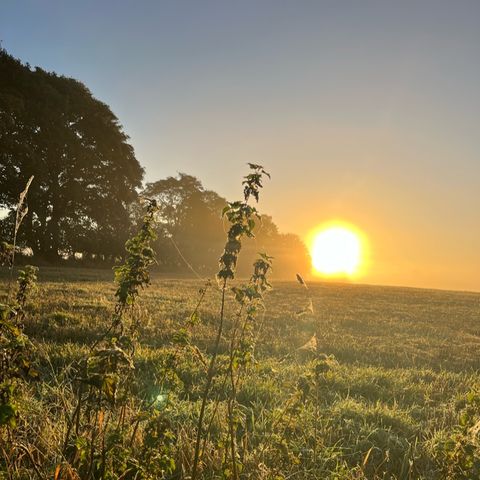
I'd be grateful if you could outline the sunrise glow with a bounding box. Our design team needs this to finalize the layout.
[309,223,366,277]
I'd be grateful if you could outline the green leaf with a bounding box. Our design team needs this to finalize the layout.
[102,374,118,403]
[189,310,200,325]
[0,403,17,427]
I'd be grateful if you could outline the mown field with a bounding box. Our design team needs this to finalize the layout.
[1,267,480,479]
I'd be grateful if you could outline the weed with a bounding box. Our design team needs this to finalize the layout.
[192,164,271,479]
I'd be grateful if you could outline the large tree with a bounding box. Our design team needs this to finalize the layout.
[143,173,311,277]
[0,49,143,259]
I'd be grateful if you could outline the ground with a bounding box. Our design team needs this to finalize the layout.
[1,266,479,479]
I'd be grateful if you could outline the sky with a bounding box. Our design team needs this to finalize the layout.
[1,1,479,291]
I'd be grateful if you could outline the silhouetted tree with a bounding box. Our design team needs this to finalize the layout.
[142,173,311,277]
[0,49,143,260]
[0,49,309,274]
[143,173,226,271]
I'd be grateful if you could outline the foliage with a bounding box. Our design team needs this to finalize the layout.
[142,173,225,272]
[218,164,270,281]
[113,199,158,323]
[435,391,480,479]
[225,253,274,478]
[0,241,14,266]
[1,47,307,272]
[0,264,479,478]
[0,265,38,428]
[0,176,38,441]
[0,49,143,260]
[59,199,163,478]
[191,164,271,480]
[2,163,478,479]
[142,172,310,277]
[15,265,38,317]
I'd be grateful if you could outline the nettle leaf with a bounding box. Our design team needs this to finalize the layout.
[75,436,89,462]
[102,374,119,402]
[189,310,200,325]
[0,403,17,427]
[172,328,190,346]
[0,304,15,320]
[222,205,231,216]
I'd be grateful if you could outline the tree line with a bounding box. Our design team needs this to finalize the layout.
[0,49,310,276]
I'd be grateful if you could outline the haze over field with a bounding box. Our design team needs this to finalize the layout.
[2,1,479,291]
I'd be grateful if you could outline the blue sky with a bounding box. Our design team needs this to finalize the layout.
[2,1,479,290]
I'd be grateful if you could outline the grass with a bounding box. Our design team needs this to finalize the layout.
[1,266,479,479]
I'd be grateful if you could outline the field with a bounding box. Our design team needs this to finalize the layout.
[1,266,480,479]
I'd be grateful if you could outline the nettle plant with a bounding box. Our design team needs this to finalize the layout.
[88,198,159,401]
[0,265,38,429]
[224,253,273,478]
[62,199,163,477]
[191,163,272,480]
[230,253,273,373]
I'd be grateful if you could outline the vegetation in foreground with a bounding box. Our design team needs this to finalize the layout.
[1,165,480,480]
[1,264,479,479]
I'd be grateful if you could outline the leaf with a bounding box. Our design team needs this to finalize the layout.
[102,374,118,403]
[189,310,200,325]
[0,403,17,427]
[54,464,61,480]
[173,328,190,345]
[362,446,374,468]
[222,205,230,216]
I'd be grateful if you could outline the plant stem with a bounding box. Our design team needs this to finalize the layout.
[225,306,244,480]
[191,278,227,480]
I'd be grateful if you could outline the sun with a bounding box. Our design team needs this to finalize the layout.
[309,223,365,277]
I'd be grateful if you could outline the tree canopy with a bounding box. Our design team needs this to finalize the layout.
[142,173,311,276]
[0,49,310,277]
[0,49,143,259]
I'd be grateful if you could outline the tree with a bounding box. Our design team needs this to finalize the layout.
[0,49,143,260]
[142,173,311,277]
[143,173,226,272]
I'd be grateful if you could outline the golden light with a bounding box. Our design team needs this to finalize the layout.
[308,222,366,278]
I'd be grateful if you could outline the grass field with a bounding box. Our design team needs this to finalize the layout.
[1,266,480,479]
